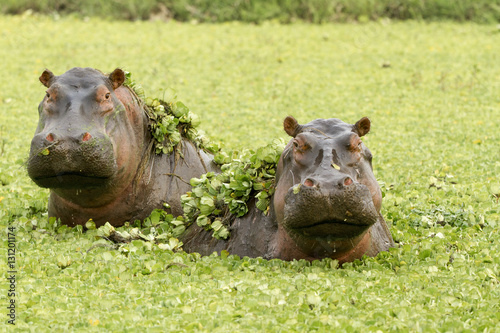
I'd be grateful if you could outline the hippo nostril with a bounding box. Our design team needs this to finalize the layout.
[343,177,353,186]
[304,178,317,187]
[82,132,92,142]
[46,133,55,142]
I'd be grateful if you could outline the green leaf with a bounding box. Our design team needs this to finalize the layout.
[172,101,189,118]
[199,195,215,216]
[192,186,205,198]
[85,219,96,230]
[215,226,230,240]
[162,87,177,103]
[96,222,115,238]
[256,197,270,212]
[149,210,160,225]
[211,219,223,231]
[196,215,209,227]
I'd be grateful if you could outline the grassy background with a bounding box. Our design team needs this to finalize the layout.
[2,0,500,23]
[1,14,500,331]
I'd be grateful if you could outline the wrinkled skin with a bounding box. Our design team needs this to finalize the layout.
[27,67,216,227]
[181,116,394,264]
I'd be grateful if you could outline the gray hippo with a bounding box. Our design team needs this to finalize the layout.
[181,116,394,264]
[27,67,216,227]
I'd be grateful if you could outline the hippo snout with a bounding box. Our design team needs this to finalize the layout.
[282,182,379,240]
[27,130,117,189]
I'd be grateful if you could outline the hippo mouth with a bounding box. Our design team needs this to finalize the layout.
[292,218,372,239]
[282,184,378,240]
[31,172,112,189]
[27,142,117,189]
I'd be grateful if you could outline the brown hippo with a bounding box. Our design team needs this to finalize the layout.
[181,116,394,264]
[27,67,216,227]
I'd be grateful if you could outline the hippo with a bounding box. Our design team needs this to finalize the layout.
[27,67,216,227]
[181,116,394,264]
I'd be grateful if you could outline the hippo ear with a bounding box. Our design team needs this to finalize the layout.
[39,69,55,88]
[284,116,302,137]
[109,68,125,90]
[353,117,371,137]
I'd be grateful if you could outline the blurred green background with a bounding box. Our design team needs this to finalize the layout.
[3,0,500,23]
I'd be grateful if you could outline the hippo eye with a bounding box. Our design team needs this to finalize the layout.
[293,140,299,148]
[45,92,50,99]
[350,139,362,152]
[105,93,110,100]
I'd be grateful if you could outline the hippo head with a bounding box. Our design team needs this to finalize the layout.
[27,67,147,207]
[273,116,383,261]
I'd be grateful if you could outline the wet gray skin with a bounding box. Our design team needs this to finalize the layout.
[181,116,394,264]
[27,67,216,227]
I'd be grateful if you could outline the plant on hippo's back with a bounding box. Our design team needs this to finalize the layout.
[181,139,284,239]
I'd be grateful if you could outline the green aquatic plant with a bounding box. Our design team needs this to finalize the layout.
[182,139,284,239]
